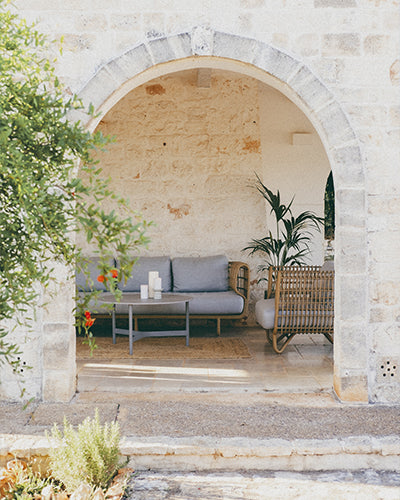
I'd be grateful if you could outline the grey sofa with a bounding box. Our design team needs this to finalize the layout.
[77,255,249,335]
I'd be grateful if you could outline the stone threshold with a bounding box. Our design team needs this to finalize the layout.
[1,434,399,473]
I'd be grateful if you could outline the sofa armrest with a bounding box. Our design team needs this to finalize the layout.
[228,261,250,318]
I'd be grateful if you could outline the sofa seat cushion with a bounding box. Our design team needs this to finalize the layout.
[114,291,244,316]
[119,256,172,292]
[172,255,229,292]
[187,291,244,315]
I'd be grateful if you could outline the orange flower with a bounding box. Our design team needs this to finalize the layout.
[84,310,91,319]
[111,269,118,279]
[97,274,106,283]
[85,318,95,328]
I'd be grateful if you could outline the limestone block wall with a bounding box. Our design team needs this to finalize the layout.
[6,0,399,403]
[0,264,76,402]
[86,70,264,265]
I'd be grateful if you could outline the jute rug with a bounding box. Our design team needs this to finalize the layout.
[76,336,251,360]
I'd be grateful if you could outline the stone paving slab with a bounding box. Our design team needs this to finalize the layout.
[1,393,399,440]
[0,402,33,433]
[123,470,400,500]
[29,402,118,428]
[0,401,119,435]
[116,400,400,439]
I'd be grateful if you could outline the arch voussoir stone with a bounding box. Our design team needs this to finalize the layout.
[147,33,192,65]
[288,65,335,113]
[332,144,365,188]
[212,31,263,66]
[79,66,122,111]
[191,26,214,55]
[108,44,153,85]
[317,101,357,148]
[253,45,303,85]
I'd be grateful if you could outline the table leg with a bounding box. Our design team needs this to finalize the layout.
[129,304,133,355]
[112,306,116,344]
[185,300,190,346]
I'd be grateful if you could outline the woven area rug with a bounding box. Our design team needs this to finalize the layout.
[76,336,251,360]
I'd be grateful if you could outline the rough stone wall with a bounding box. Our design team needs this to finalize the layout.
[6,0,399,403]
[87,70,264,264]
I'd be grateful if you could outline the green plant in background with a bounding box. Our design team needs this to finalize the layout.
[49,409,123,494]
[0,0,150,375]
[324,171,335,241]
[243,174,323,282]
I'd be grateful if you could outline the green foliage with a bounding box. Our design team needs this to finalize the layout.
[49,409,123,493]
[243,173,322,281]
[324,171,335,240]
[0,1,150,371]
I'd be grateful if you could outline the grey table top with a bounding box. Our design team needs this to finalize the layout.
[98,292,192,306]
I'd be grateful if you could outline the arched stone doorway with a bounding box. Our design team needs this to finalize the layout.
[73,28,367,403]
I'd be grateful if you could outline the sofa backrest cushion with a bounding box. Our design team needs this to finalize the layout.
[120,256,172,292]
[172,255,229,292]
[76,256,115,292]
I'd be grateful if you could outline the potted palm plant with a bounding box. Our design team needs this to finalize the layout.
[243,174,323,293]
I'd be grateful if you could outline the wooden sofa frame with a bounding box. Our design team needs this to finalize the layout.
[266,265,334,353]
[94,261,250,336]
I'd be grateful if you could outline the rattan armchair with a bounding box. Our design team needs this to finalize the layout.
[256,266,334,353]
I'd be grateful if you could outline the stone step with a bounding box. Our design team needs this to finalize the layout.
[1,433,399,473]
[122,435,400,472]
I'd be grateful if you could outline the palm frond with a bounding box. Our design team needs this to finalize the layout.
[243,174,324,274]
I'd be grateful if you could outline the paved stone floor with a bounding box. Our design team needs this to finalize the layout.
[77,325,333,395]
[123,470,400,499]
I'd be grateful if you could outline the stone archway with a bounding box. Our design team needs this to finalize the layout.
[72,27,368,402]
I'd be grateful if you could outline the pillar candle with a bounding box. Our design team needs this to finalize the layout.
[154,277,162,290]
[140,284,149,299]
[148,271,159,298]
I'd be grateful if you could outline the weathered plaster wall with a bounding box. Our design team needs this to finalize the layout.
[4,0,399,403]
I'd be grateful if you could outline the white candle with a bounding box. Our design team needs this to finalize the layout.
[140,284,149,299]
[154,277,162,290]
[148,271,159,298]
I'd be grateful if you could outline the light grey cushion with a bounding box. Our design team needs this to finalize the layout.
[76,257,116,292]
[172,255,229,292]
[120,256,172,292]
[187,291,244,315]
[115,291,244,315]
[255,299,276,329]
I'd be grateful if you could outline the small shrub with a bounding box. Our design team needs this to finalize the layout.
[48,409,123,494]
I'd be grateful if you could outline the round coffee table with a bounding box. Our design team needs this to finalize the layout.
[99,293,192,355]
